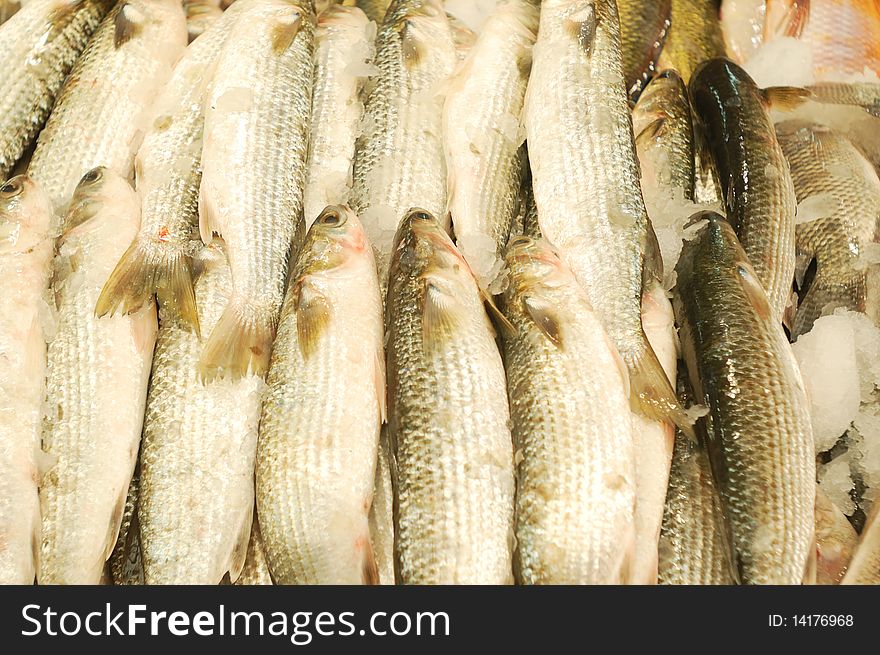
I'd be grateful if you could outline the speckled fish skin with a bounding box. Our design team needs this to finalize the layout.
[842,503,880,584]
[690,58,797,323]
[525,0,688,434]
[658,0,725,83]
[814,486,858,585]
[302,5,374,227]
[356,0,391,24]
[234,514,273,585]
[257,206,384,585]
[109,460,144,585]
[0,0,113,181]
[617,0,671,101]
[96,4,247,336]
[386,210,514,584]
[0,176,53,584]
[349,0,456,282]
[673,212,815,585]
[442,0,537,288]
[197,0,314,381]
[39,168,157,585]
[775,121,880,339]
[806,82,880,117]
[500,237,634,584]
[27,0,187,216]
[139,242,263,585]
[369,429,395,584]
[633,69,695,202]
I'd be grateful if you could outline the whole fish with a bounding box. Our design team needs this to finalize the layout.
[349,0,456,282]
[775,121,880,338]
[108,460,143,585]
[257,206,384,584]
[302,5,374,227]
[369,429,395,585]
[139,241,263,585]
[184,0,223,42]
[27,0,187,215]
[617,0,671,101]
[386,209,514,584]
[525,0,689,434]
[673,211,815,584]
[0,0,113,181]
[500,236,634,584]
[198,0,314,380]
[0,176,53,584]
[658,0,726,83]
[690,58,797,322]
[442,0,537,288]
[356,0,390,23]
[234,515,273,585]
[764,0,880,81]
[96,5,247,336]
[40,167,157,584]
[814,486,859,584]
[842,502,880,584]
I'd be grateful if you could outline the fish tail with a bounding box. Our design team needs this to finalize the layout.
[792,272,866,340]
[361,535,380,585]
[227,505,255,583]
[627,334,696,440]
[198,295,275,382]
[96,238,200,336]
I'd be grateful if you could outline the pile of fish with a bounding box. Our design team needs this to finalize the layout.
[1,0,879,586]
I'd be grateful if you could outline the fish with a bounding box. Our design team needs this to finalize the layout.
[386,209,514,584]
[446,11,476,63]
[302,5,374,227]
[184,0,223,42]
[39,167,157,584]
[775,121,880,338]
[96,4,247,337]
[349,0,456,282]
[617,0,671,101]
[720,0,766,64]
[27,0,187,215]
[814,486,859,585]
[138,241,263,585]
[369,429,395,585]
[256,205,384,584]
[0,1,21,24]
[658,0,726,83]
[690,58,797,323]
[658,386,738,585]
[0,0,114,181]
[442,0,537,288]
[499,236,634,584]
[673,211,815,584]
[108,458,144,585]
[524,0,690,434]
[234,514,273,585]
[356,0,391,24]
[805,82,880,117]
[764,0,880,81]
[198,0,315,380]
[0,175,54,584]
[842,501,880,584]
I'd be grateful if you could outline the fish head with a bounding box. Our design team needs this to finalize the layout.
[0,175,53,254]
[61,167,140,243]
[502,236,572,298]
[299,204,373,277]
[632,69,689,137]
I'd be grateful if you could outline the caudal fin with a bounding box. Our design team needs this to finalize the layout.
[96,238,200,335]
[198,297,275,382]
[627,336,696,439]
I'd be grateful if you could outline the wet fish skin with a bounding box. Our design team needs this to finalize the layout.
[690,57,797,322]
[386,209,514,584]
[96,4,248,336]
[257,206,384,584]
[658,0,725,83]
[0,176,54,584]
[349,0,456,282]
[369,428,395,585]
[0,0,114,181]
[27,0,187,216]
[39,167,157,585]
[356,0,391,24]
[197,0,315,381]
[814,486,858,585]
[500,236,634,584]
[842,502,880,584]
[806,82,880,117]
[443,0,537,288]
[109,459,143,585]
[617,0,671,102]
[302,5,374,227]
[525,0,688,433]
[673,211,815,585]
[139,242,262,585]
[234,514,273,585]
[775,121,880,339]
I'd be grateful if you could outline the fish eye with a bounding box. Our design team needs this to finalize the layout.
[0,179,22,197]
[408,209,433,222]
[81,168,103,185]
[510,236,533,248]
[317,207,346,227]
